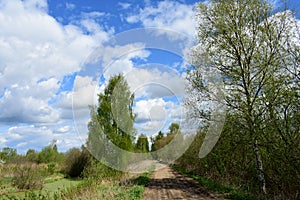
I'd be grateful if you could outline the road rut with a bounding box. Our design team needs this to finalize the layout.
[142,165,224,200]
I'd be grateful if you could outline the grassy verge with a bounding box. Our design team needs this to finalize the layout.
[171,164,262,200]
[1,165,153,200]
[2,177,83,200]
[55,171,151,200]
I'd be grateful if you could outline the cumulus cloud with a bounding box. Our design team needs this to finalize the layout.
[133,97,183,135]
[126,1,196,37]
[0,0,193,152]
[0,125,85,154]
[0,0,110,124]
[125,66,186,98]
[0,0,111,151]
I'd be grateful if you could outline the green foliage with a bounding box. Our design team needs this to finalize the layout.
[185,0,300,198]
[83,159,124,181]
[135,134,149,153]
[87,74,136,168]
[12,163,45,190]
[96,74,135,151]
[37,146,58,164]
[172,164,262,200]
[25,149,38,163]
[168,123,180,135]
[150,131,164,151]
[151,132,176,151]
[151,123,180,153]
[131,172,150,186]
[0,147,17,162]
[47,162,56,175]
[176,112,300,199]
[63,146,91,178]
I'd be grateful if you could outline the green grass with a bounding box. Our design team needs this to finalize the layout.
[1,168,152,200]
[171,164,262,200]
[132,172,151,186]
[43,178,83,193]
[2,177,83,200]
[52,172,151,200]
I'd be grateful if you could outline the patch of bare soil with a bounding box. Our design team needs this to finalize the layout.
[143,165,225,200]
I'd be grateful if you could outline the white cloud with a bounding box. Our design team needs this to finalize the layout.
[125,67,186,98]
[0,124,85,154]
[134,98,167,122]
[0,78,60,124]
[133,97,183,135]
[0,0,112,152]
[126,1,196,37]
[118,2,131,10]
[0,0,111,125]
[0,0,194,153]
[72,76,98,110]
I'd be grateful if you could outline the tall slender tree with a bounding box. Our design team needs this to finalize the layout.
[135,134,149,153]
[87,74,135,166]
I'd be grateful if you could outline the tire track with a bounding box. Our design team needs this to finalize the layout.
[143,165,224,200]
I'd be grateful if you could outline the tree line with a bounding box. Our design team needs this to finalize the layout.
[177,0,299,199]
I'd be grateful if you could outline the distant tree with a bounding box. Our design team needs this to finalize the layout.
[151,126,179,152]
[151,131,164,151]
[0,147,17,162]
[26,149,38,162]
[37,145,58,163]
[52,144,58,153]
[135,134,149,153]
[168,123,180,135]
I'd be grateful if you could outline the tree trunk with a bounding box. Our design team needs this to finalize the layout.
[253,138,267,194]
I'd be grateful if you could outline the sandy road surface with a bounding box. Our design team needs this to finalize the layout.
[142,165,225,200]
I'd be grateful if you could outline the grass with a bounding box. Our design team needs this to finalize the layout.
[54,172,151,200]
[1,165,153,200]
[1,176,83,200]
[43,178,83,193]
[171,164,262,200]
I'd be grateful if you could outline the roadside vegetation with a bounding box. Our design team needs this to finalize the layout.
[1,0,299,199]
[0,144,152,200]
[178,0,299,199]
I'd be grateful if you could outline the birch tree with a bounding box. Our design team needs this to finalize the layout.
[188,0,299,194]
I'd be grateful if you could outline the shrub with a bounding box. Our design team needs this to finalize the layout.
[47,162,56,174]
[63,146,91,178]
[12,163,44,190]
[83,160,123,181]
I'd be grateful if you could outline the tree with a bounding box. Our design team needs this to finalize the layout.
[87,74,136,167]
[26,149,38,162]
[188,0,299,194]
[37,145,59,163]
[0,147,17,162]
[135,134,149,153]
[168,123,180,135]
[150,131,164,151]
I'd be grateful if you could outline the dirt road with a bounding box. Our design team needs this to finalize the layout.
[142,165,224,200]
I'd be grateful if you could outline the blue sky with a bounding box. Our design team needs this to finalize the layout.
[0,0,299,154]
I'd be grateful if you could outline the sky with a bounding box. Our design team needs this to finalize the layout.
[0,0,299,154]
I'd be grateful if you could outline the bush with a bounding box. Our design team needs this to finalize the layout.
[47,162,56,174]
[12,163,44,190]
[83,160,123,181]
[63,146,91,178]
